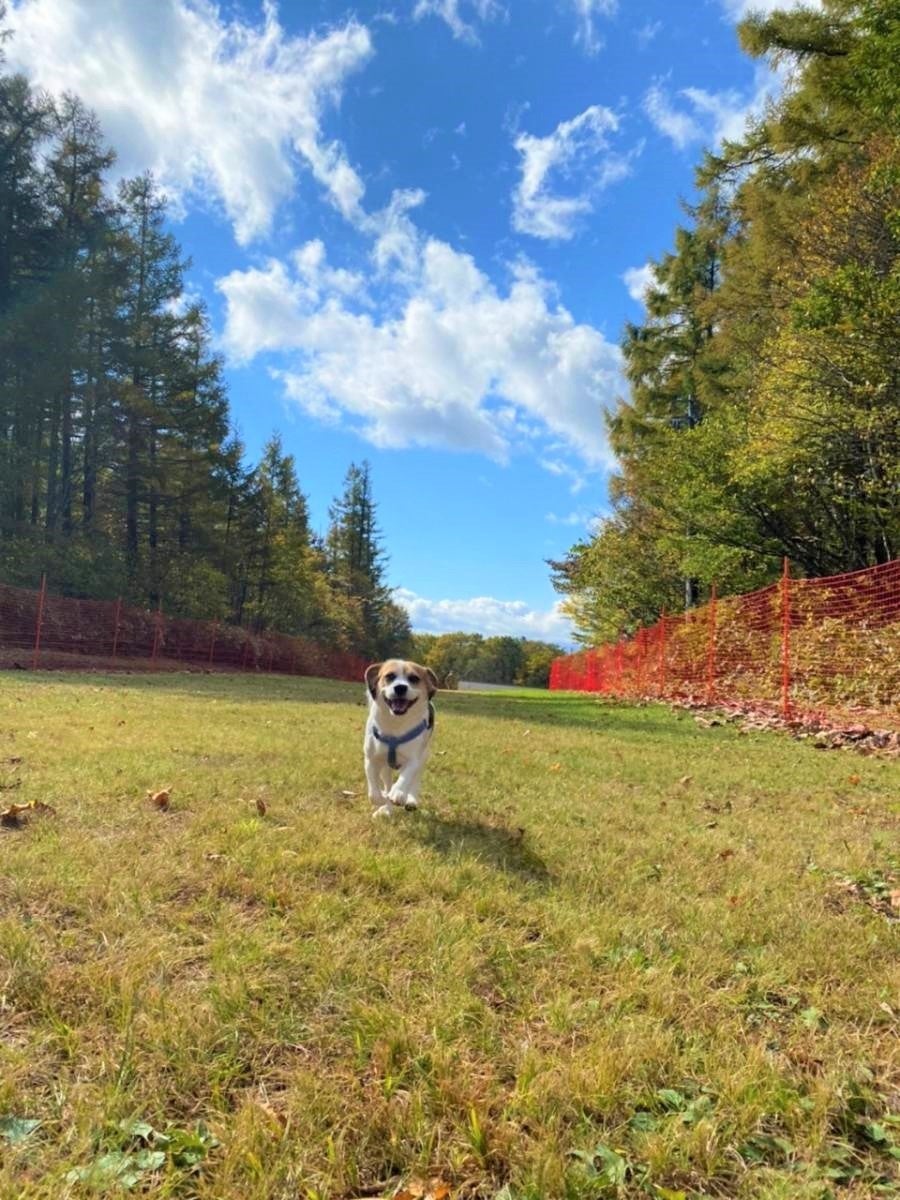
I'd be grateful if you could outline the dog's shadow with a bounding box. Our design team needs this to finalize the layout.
[411,812,552,885]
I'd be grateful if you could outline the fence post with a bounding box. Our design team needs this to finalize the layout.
[781,557,791,718]
[32,573,47,670]
[208,618,218,667]
[241,636,250,671]
[111,597,122,659]
[151,602,162,667]
[706,583,718,704]
[658,610,667,698]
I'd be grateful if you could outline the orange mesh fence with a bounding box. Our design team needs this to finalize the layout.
[0,577,367,683]
[550,558,900,725]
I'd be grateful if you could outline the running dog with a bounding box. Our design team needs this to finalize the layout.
[364,659,437,818]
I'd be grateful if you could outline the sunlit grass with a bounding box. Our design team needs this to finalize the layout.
[0,673,897,1198]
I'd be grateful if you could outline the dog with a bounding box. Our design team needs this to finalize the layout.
[364,659,438,818]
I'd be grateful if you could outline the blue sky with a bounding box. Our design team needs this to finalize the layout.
[7,0,797,643]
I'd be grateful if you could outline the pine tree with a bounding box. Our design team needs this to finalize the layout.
[326,462,411,657]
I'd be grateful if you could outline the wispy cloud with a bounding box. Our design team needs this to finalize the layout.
[411,0,503,45]
[512,105,638,240]
[719,0,821,18]
[570,0,618,56]
[643,67,781,150]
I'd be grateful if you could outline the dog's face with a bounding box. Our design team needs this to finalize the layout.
[366,659,437,718]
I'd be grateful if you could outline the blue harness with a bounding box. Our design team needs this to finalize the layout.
[372,702,435,769]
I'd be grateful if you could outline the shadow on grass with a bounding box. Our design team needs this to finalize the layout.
[412,812,552,885]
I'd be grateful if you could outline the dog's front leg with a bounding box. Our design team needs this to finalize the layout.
[365,748,393,818]
[387,758,424,811]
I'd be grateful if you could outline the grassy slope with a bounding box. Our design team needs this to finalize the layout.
[0,673,897,1200]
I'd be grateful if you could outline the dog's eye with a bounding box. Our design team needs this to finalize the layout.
[408,674,420,684]
[384,672,396,682]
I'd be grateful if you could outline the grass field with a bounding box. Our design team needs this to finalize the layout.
[0,673,898,1200]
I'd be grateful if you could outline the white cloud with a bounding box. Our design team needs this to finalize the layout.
[218,236,623,465]
[643,67,781,150]
[545,509,599,529]
[643,82,703,149]
[719,0,821,18]
[539,458,591,494]
[412,0,502,44]
[636,19,662,46]
[6,0,372,244]
[395,588,573,643]
[622,262,656,304]
[571,0,618,56]
[413,0,616,55]
[512,105,637,241]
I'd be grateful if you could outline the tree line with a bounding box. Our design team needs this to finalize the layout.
[409,633,563,689]
[551,0,899,644]
[0,13,410,660]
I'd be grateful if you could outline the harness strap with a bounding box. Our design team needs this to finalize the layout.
[372,716,430,769]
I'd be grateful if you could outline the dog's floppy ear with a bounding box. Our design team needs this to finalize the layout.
[424,667,438,697]
[365,662,382,699]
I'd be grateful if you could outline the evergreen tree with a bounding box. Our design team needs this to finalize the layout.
[552,0,900,643]
[326,462,411,657]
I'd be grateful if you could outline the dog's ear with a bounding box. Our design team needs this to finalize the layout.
[424,667,438,697]
[365,662,382,699]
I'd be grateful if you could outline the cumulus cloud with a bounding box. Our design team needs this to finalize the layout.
[6,0,372,243]
[643,67,780,150]
[395,588,573,642]
[218,236,623,465]
[512,105,637,241]
[622,262,656,304]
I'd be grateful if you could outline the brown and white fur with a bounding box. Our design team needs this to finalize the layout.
[364,659,437,818]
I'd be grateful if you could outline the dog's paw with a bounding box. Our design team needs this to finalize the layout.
[387,783,407,806]
[372,803,393,819]
[403,796,418,811]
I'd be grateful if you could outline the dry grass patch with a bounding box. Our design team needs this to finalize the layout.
[0,673,897,1199]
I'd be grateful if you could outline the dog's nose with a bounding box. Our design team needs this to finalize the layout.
[393,682,408,696]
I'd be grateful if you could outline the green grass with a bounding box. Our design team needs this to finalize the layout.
[0,673,898,1200]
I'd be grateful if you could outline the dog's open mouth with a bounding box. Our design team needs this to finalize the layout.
[387,696,414,715]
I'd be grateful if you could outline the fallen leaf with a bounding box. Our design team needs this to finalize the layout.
[848,774,861,786]
[1,801,31,830]
[147,788,171,811]
[679,775,693,786]
[718,848,736,860]
[1,800,55,828]
[549,762,562,772]
[890,890,900,913]
[255,797,267,817]
[340,790,357,798]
